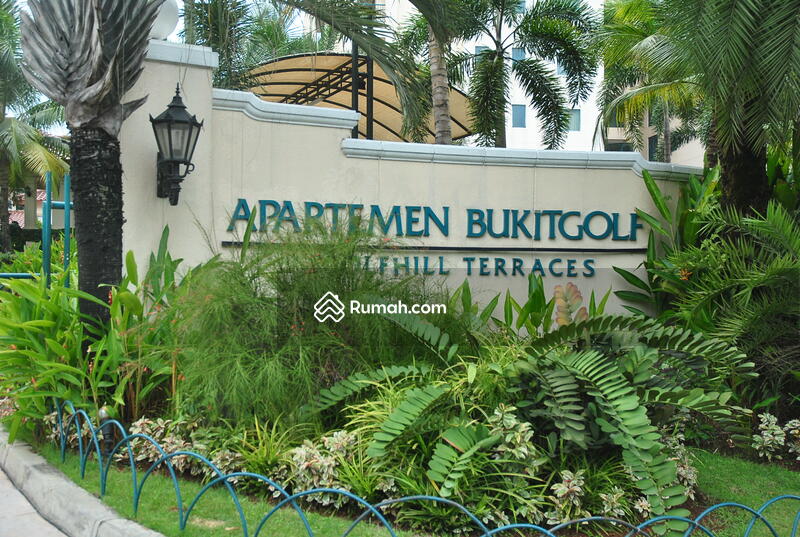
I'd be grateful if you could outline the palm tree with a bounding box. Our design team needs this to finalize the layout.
[183,0,253,88]
[396,14,468,144]
[0,0,68,252]
[20,0,163,323]
[599,0,800,213]
[184,0,341,89]
[597,0,706,163]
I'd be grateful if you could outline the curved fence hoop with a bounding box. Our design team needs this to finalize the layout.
[187,472,314,537]
[97,419,135,496]
[342,495,490,537]
[743,495,800,537]
[58,403,104,488]
[254,488,396,537]
[551,515,651,537]
[638,516,719,537]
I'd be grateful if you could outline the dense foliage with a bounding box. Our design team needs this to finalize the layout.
[0,221,761,533]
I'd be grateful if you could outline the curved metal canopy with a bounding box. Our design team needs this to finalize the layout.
[247,52,473,143]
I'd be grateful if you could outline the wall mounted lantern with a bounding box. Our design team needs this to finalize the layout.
[149,85,203,205]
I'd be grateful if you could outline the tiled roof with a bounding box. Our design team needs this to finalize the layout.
[35,190,46,201]
[9,210,25,226]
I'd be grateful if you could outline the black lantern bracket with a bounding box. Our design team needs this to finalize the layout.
[149,85,204,206]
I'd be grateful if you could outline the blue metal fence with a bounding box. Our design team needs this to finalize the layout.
[0,171,72,286]
[52,400,800,537]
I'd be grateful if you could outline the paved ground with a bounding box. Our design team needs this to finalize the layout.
[0,466,67,537]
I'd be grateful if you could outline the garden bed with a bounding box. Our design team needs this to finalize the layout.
[36,443,800,537]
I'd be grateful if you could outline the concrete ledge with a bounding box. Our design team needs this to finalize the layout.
[213,89,360,130]
[0,427,164,537]
[146,40,219,69]
[341,138,702,181]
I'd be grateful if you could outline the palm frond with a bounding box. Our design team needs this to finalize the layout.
[512,57,569,149]
[515,10,598,105]
[468,51,509,147]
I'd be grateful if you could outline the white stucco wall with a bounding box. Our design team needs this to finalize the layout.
[120,42,700,313]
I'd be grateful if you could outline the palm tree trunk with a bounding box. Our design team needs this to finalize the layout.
[185,0,196,45]
[705,114,720,169]
[495,113,507,148]
[719,142,769,215]
[662,105,671,163]
[70,126,123,324]
[427,24,452,145]
[0,159,10,253]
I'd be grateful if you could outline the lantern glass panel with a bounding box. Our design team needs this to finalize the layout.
[153,122,172,157]
[169,122,191,162]
[186,123,201,164]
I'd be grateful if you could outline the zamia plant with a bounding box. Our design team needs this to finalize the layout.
[510,316,750,532]
[365,383,449,458]
[310,365,429,412]
[426,424,499,497]
[376,307,459,362]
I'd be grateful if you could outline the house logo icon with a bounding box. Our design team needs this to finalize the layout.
[314,291,346,323]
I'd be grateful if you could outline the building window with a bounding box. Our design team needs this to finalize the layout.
[475,45,489,55]
[511,47,525,61]
[605,142,634,152]
[648,105,656,127]
[512,105,526,128]
[514,1,526,14]
[648,135,659,161]
[568,109,581,131]
[607,107,620,127]
[556,60,567,75]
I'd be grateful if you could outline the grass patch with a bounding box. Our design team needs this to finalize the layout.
[34,443,799,537]
[38,445,419,537]
[692,449,800,537]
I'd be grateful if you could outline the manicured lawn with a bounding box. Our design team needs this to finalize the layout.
[37,445,799,537]
[39,445,419,537]
[692,449,800,537]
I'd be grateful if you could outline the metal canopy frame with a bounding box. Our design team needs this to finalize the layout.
[247,52,473,143]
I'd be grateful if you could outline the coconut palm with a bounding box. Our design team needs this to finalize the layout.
[597,0,708,163]
[20,0,163,322]
[599,0,800,213]
[0,0,68,252]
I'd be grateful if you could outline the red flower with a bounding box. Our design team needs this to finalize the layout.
[107,289,113,305]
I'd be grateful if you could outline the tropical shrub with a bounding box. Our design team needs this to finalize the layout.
[0,273,121,441]
[751,413,800,462]
[0,229,200,438]
[663,202,799,411]
[171,224,467,425]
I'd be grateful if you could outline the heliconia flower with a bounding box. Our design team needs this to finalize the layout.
[107,289,113,304]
